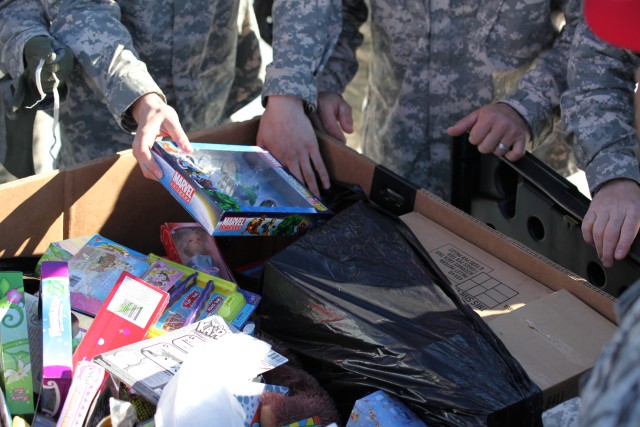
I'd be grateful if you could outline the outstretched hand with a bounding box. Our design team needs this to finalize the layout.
[130,93,192,180]
[448,103,531,162]
[582,179,640,268]
[257,95,330,196]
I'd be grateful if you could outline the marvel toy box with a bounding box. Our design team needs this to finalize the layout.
[150,141,333,237]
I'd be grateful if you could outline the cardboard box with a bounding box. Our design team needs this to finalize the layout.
[0,118,618,412]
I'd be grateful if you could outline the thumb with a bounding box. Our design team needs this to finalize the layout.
[447,111,478,136]
[337,100,354,134]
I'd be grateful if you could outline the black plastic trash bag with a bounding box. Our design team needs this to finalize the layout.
[259,201,542,426]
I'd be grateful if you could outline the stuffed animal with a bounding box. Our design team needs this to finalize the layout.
[256,332,340,427]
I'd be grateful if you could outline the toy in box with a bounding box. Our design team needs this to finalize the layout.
[145,254,261,332]
[67,235,150,317]
[34,234,95,276]
[150,141,333,236]
[0,272,35,417]
[160,222,235,282]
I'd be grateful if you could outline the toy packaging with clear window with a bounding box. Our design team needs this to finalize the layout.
[151,141,333,237]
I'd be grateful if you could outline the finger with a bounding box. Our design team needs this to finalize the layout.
[592,213,610,263]
[601,217,624,267]
[468,121,493,148]
[505,139,527,161]
[134,126,163,180]
[300,157,320,197]
[337,100,354,134]
[478,129,504,155]
[309,147,331,192]
[317,108,346,143]
[321,116,346,143]
[164,120,192,154]
[447,112,478,137]
[615,215,640,261]
[582,211,596,246]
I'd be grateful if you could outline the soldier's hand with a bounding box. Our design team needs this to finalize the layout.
[24,35,74,94]
[314,92,353,143]
[448,103,531,162]
[582,179,640,268]
[130,93,192,180]
[257,95,330,196]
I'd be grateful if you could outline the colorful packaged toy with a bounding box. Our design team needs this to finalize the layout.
[151,141,332,236]
[67,235,150,316]
[146,254,260,331]
[347,390,427,427]
[39,261,73,419]
[160,222,235,282]
[0,272,35,417]
[72,272,169,369]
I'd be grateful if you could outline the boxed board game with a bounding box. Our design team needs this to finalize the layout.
[150,141,332,237]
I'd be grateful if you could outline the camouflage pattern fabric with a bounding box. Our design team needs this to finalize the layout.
[261,0,352,110]
[0,0,262,168]
[266,0,580,200]
[541,396,580,427]
[561,20,640,195]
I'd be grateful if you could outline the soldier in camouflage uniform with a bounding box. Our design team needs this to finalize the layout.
[561,20,640,268]
[0,0,262,180]
[259,0,580,200]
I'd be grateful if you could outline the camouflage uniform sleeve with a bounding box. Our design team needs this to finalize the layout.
[0,0,50,79]
[316,0,367,95]
[560,20,640,194]
[500,0,581,143]
[262,0,343,109]
[45,0,164,133]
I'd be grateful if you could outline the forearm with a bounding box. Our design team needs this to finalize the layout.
[47,0,163,131]
[562,21,640,194]
[501,0,581,141]
[262,0,343,107]
[0,0,50,78]
[317,0,367,95]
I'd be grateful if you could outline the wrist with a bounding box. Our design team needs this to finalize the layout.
[130,92,165,124]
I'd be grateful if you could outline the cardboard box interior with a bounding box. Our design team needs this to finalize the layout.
[401,211,617,409]
[0,117,619,411]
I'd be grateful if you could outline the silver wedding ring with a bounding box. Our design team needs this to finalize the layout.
[497,142,508,151]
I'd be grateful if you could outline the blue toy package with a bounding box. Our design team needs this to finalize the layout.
[151,141,333,237]
[347,390,427,427]
[67,235,150,317]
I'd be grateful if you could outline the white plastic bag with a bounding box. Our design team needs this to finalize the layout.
[155,331,272,427]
